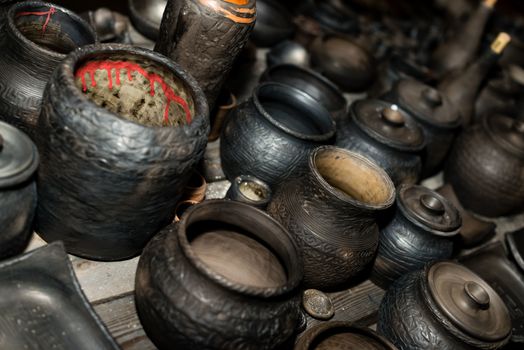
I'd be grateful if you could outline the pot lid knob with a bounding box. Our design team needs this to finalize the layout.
[421,88,443,108]
[464,281,490,309]
[381,107,405,127]
[420,193,446,216]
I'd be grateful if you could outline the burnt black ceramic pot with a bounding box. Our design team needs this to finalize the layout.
[135,200,303,350]
[226,175,272,210]
[0,1,96,137]
[36,44,209,261]
[336,99,426,186]
[384,80,462,177]
[371,185,461,288]
[251,0,294,48]
[378,261,512,350]
[267,146,395,290]
[261,64,347,122]
[221,83,336,188]
[445,114,524,217]
[0,121,38,259]
[128,0,166,40]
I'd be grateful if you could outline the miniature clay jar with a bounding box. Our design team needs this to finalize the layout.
[226,175,272,210]
[0,1,96,137]
[268,146,395,290]
[35,44,209,260]
[135,200,303,350]
[378,261,512,350]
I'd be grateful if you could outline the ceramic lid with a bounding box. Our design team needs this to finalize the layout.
[392,80,461,129]
[351,99,425,152]
[0,121,39,188]
[427,261,512,342]
[398,185,461,235]
[485,114,524,159]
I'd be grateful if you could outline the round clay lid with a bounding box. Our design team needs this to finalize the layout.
[484,114,524,159]
[398,185,461,235]
[0,121,39,188]
[392,80,461,129]
[427,261,512,342]
[351,99,425,152]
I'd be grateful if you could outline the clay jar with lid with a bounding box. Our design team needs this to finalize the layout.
[384,80,461,177]
[0,121,38,259]
[267,146,396,290]
[0,1,97,137]
[378,261,512,350]
[445,114,524,217]
[135,200,303,350]
[336,99,426,186]
[372,185,461,288]
[35,44,209,260]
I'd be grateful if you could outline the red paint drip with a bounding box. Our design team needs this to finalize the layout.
[75,61,192,124]
[17,6,56,33]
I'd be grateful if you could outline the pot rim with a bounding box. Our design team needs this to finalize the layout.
[177,199,303,298]
[309,146,396,210]
[58,43,209,132]
[7,1,97,59]
[253,83,336,142]
[229,175,272,206]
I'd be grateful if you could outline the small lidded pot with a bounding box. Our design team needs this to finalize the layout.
[337,99,425,186]
[384,79,461,177]
[226,175,272,210]
[372,185,461,288]
[0,121,38,259]
[378,261,512,350]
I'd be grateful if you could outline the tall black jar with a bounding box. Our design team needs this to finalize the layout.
[221,83,336,188]
[0,1,96,137]
[135,200,303,350]
[371,185,461,288]
[336,99,425,186]
[36,44,209,261]
[268,146,396,290]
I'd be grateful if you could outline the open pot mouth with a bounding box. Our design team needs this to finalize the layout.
[311,146,395,209]
[178,200,302,298]
[10,1,96,56]
[306,323,397,350]
[254,83,336,141]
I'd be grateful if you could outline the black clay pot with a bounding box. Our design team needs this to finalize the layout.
[128,0,166,40]
[336,99,426,186]
[251,0,294,48]
[378,261,512,350]
[261,64,347,122]
[384,80,462,177]
[308,0,358,34]
[221,83,336,188]
[36,44,209,261]
[0,1,96,137]
[135,200,303,350]
[267,146,395,290]
[445,114,524,218]
[266,40,310,68]
[371,185,461,288]
[0,121,38,259]
[226,175,272,210]
[310,34,376,93]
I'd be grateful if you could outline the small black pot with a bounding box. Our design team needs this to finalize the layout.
[0,1,96,137]
[127,0,166,40]
[135,200,303,350]
[372,185,461,288]
[221,83,336,188]
[336,99,426,186]
[266,40,310,68]
[261,64,347,122]
[0,121,38,259]
[36,44,209,260]
[226,175,272,210]
[251,0,294,48]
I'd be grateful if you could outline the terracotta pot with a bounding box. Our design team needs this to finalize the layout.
[35,44,209,260]
[378,261,512,350]
[182,171,207,203]
[135,200,303,350]
[226,175,272,210]
[0,121,38,259]
[267,146,395,290]
[208,92,237,142]
[0,1,96,137]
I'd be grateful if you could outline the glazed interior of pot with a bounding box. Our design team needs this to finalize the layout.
[256,84,334,137]
[13,3,95,55]
[314,148,393,205]
[311,327,388,349]
[74,53,196,127]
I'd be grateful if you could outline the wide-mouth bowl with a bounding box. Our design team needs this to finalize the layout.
[253,83,336,142]
[310,146,395,210]
[9,1,96,57]
[178,200,302,298]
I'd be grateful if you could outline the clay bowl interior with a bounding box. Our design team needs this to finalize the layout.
[237,178,271,202]
[74,52,197,127]
[12,2,96,55]
[306,325,395,349]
